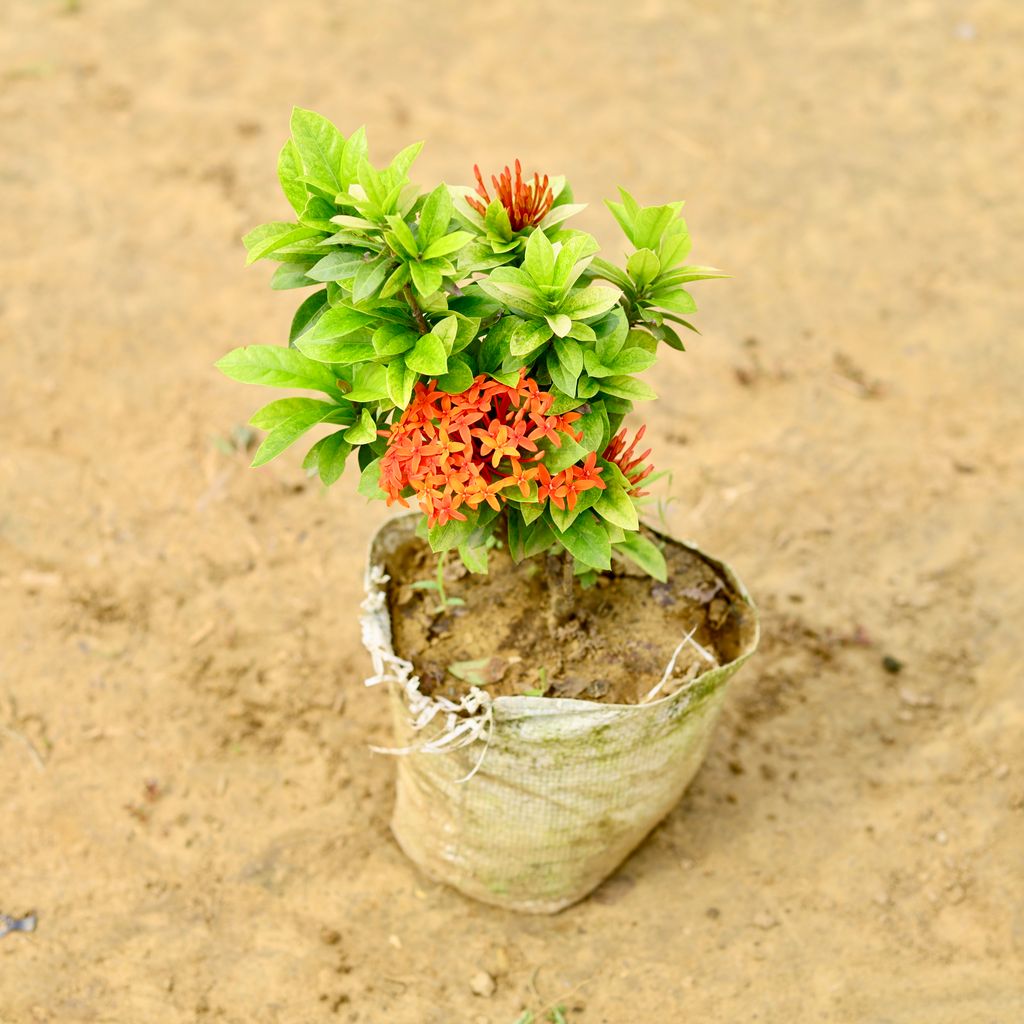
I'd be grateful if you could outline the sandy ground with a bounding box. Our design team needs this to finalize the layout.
[2,1,1022,1021]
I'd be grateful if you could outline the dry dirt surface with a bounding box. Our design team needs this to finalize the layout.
[2,2,1022,1022]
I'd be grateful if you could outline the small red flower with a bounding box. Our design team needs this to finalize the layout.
[379,371,585,528]
[603,425,654,497]
[467,159,555,231]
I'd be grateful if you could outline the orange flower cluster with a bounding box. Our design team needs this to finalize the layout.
[603,425,654,497]
[380,373,598,528]
[467,159,555,231]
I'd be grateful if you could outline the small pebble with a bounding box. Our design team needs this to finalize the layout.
[320,927,341,946]
[388,934,402,950]
[469,970,496,998]
[898,687,933,708]
[882,655,904,674]
[995,763,1010,780]
[934,829,949,846]
[706,906,720,919]
[752,911,778,930]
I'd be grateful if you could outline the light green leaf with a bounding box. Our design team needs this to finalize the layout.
[509,318,552,356]
[216,345,341,394]
[270,262,315,290]
[290,107,346,195]
[386,357,417,409]
[345,362,389,402]
[243,222,321,265]
[606,347,657,374]
[296,336,375,365]
[251,399,349,466]
[458,544,489,575]
[357,457,387,500]
[524,227,555,285]
[615,532,667,581]
[436,355,475,394]
[351,255,390,303]
[289,289,329,344]
[406,331,448,375]
[372,323,418,357]
[546,313,572,337]
[304,304,376,342]
[598,375,657,401]
[560,284,621,320]
[627,248,661,289]
[304,430,353,486]
[554,513,611,571]
[418,183,454,248]
[594,483,639,531]
[277,139,307,215]
[422,231,474,260]
[343,407,378,445]
[646,286,696,314]
[307,250,364,282]
[409,261,442,298]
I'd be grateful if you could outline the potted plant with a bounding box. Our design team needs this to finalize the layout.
[218,108,759,913]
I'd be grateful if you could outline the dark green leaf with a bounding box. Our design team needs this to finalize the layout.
[614,532,667,581]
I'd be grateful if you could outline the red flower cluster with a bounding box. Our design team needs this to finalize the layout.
[380,373,598,527]
[603,425,654,497]
[467,159,555,231]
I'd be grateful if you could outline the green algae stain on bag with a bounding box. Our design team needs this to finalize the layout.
[362,514,759,914]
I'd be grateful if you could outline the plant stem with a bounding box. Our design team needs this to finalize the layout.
[404,284,429,334]
[545,551,575,631]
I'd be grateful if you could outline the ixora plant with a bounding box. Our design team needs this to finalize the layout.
[218,109,759,914]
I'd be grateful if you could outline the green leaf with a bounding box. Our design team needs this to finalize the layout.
[598,375,657,401]
[343,407,378,445]
[307,250,364,282]
[588,256,632,291]
[406,331,448,375]
[357,457,387,500]
[270,262,315,290]
[658,220,692,268]
[372,323,418,357]
[632,204,682,250]
[559,284,621,321]
[428,511,480,553]
[436,355,475,394]
[351,255,391,303]
[554,513,611,571]
[290,107,346,195]
[551,232,601,289]
[431,315,459,354]
[289,289,329,344]
[304,304,377,343]
[277,140,307,216]
[646,286,696,314]
[539,433,587,474]
[523,227,555,285]
[594,308,629,362]
[509,318,552,356]
[605,347,657,375]
[386,357,417,408]
[458,544,489,575]
[296,337,374,365]
[594,482,639,531]
[387,215,420,258]
[379,262,411,300]
[216,345,342,394]
[304,430,353,485]
[615,532,667,581]
[421,231,474,260]
[546,313,572,338]
[417,183,454,248]
[251,399,349,466]
[627,248,661,289]
[243,222,321,265]
[345,362,389,402]
[409,261,442,298]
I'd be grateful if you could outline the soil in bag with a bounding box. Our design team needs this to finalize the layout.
[385,527,756,705]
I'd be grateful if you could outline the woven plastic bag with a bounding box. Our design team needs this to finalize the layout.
[362,514,759,913]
